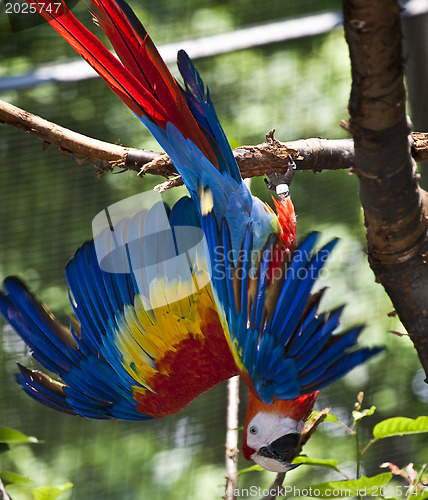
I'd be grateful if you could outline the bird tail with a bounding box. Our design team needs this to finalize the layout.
[25,0,242,188]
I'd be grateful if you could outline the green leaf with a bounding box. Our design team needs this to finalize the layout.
[373,417,428,440]
[310,411,339,424]
[0,427,39,444]
[292,456,340,472]
[0,470,32,485]
[238,464,264,473]
[308,473,392,498]
[323,413,340,424]
[352,406,376,422]
[32,482,73,500]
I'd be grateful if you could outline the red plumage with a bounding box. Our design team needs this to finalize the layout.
[241,390,318,460]
[133,305,238,418]
[25,0,216,162]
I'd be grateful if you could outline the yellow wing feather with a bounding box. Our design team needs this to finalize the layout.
[113,274,230,391]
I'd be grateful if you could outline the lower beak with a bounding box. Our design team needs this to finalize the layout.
[253,448,301,473]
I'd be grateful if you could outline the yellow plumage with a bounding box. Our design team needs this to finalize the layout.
[113,274,229,391]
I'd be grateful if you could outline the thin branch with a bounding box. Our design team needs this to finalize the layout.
[360,438,375,456]
[225,376,240,500]
[2,98,428,187]
[0,479,11,500]
[260,473,286,500]
[296,408,330,453]
[411,132,428,162]
[0,99,158,175]
[343,0,428,380]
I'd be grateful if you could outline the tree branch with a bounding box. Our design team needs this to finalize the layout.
[0,99,158,176]
[2,98,428,188]
[343,0,428,380]
[225,376,240,500]
[260,472,286,500]
[0,479,11,500]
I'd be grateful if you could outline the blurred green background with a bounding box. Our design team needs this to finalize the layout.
[0,0,427,498]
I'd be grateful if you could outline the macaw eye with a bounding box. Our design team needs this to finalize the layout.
[249,425,258,435]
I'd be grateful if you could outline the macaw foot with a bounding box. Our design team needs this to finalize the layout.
[264,156,296,198]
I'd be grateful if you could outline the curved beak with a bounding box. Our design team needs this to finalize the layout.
[254,432,302,473]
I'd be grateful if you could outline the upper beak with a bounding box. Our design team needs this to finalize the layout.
[257,432,301,469]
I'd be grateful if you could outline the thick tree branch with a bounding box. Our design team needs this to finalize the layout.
[152,134,356,191]
[343,0,428,380]
[2,98,428,187]
[0,98,352,180]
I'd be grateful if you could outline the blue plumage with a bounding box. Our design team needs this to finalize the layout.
[201,210,383,404]
[177,50,241,183]
[2,205,380,414]
[139,50,275,261]
[0,196,213,420]
[2,267,147,420]
[0,0,384,454]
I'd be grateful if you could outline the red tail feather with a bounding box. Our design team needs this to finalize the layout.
[26,0,216,163]
[91,0,178,99]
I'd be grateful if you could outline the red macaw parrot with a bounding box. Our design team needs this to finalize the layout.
[0,0,383,473]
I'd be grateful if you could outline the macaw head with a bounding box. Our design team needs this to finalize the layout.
[241,390,318,472]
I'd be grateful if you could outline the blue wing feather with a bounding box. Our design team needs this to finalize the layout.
[0,280,76,373]
[221,219,237,317]
[204,214,383,404]
[302,347,384,394]
[287,310,325,358]
[239,224,252,322]
[2,271,148,419]
[0,196,212,420]
[268,232,320,332]
[272,238,339,347]
[253,235,276,331]
[294,306,345,369]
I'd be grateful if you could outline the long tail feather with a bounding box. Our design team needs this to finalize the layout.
[177,50,241,182]
[25,0,215,163]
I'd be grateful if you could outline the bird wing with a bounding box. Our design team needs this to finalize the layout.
[0,198,238,419]
[202,210,383,404]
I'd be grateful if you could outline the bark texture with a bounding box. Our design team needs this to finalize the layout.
[344,0,428,380]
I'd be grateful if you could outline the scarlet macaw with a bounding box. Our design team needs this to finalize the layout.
[0,0,382,473]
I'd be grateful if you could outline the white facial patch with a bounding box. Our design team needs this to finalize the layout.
[246,412,303,453]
